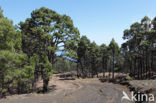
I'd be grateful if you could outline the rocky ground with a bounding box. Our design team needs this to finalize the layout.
[129,80,156,93]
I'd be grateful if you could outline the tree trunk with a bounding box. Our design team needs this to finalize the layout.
[43,78,49,92]
[76,63,79,78]
[112,52,115,79]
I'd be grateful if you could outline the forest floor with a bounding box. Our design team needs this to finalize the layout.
[0,73,133,103]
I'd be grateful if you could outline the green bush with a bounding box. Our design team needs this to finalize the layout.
[125,75,132,80]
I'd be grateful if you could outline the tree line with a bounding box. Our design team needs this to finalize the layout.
[76,16,156,80]
[0,6,156,97]
[76,36,121,79]
[122,16,156,79]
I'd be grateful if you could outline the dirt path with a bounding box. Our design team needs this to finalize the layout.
[0,74,132,103]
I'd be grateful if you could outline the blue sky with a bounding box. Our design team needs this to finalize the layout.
[0,0,156,46]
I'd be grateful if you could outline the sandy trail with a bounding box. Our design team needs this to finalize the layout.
[0,74,132,103]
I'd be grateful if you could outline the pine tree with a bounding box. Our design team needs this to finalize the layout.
[20,7,80,92]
